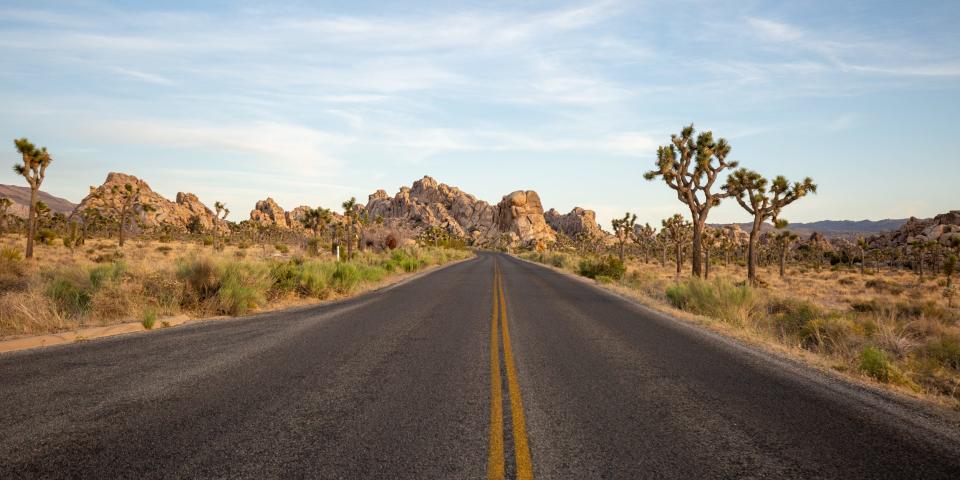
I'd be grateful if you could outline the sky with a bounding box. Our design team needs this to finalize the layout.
[1,0,958,228]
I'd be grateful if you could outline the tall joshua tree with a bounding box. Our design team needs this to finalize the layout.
[13,138,53,258]
[213,201,230,250]
[856,237,869,275]
[611,212,637,262]
[93,183,151,247]
[645,125,738,278]
[662,214,691,280]
[341,197,358,259]
[724,169,817,285]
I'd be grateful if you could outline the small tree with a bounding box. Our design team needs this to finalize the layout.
[662,214,691,280]
[724,169,817,285]
[611,212,637,262]
[341,197,358,259]
[856,237,869,275]
[213,201,230,251]
[0,197,12,234]
[92,183,151,247]
[632,223,656,264]
[773,229,798,278]
[13,138,53,259]
[700,227,722,279]
[645,125,738,278]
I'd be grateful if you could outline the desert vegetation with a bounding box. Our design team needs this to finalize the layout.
[522,124,960,408]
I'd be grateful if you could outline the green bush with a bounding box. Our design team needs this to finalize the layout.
[331,263,361,293]
[797,316,849,353]
[1,246,22,262]
[201,236,214,246]
[46,276,92,317]
[666,277,759,325]
[859,346,899,383]
[216,262,270,315]
[89,261,127,288]
[768,298,822,337]
[177,257,220,304]
[141,308,157,330]
[35,228,57,246]
[275,243,290,254]
[578,256,626,280]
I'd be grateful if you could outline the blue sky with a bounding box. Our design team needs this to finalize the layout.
[1,0,958,228]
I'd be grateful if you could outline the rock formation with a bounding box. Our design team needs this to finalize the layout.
[250,198,290,229]
[545,207,605,239]
[867,210,960,248]
[494,190,556,247]
[73,172,216,230]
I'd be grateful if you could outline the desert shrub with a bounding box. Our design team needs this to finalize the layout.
[89,261,127,288]
[140,272,181,314]
[177,257,220,306]
[306,238,322,256]
[297,263,331,298]
[201,236,214,246]
[35,228,57,246]
[1,246,22,262]
[215,262,270,315]
[578,256,626,280]
[838,277,856,286]
[331,263,361,293]
[926,337,960,370]
[93,250,124,263]
[798,317,850,353]
[865,278,904,295]
[45,273,92,318]
[666,277,759,325]
[141,308,157,330]
[156,245,173,255]
[767,298,822,338]
[237,240,251,250]
[275,243,290,254]
[859,346,904,383]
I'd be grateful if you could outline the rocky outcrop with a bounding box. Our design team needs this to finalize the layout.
[250,198,288,229]
[74,172,216,230]
[806,231,835,252]
[545,207,605,239]
[494,191,556,247]
[362,176,556,247]
[720,224,749,247]
[866,211,960,248]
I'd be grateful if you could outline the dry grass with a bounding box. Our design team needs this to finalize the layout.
[0,234,472,338]
[521,251,960,409]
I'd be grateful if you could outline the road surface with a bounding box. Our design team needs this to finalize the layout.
[2,252,959,479]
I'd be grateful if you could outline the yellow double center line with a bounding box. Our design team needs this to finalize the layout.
[488,261,533,480]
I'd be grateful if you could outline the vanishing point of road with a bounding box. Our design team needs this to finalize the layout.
[2,252,959,479]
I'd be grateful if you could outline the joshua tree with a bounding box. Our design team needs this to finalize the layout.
[632,223,656,264]
[856,237,870,275]
[303,207,332,242]
[773,229,799,278]
[611,212,637,262]
[645,125,738,278]
[356,211,369,252]
[0,197,12,234]
[662,214,691,280]
[13,138,53,258]
[92,183,151,247]
[341,197,358,259]
[700,227,722,279]
[213,201,230,250]
[724,169,817,285]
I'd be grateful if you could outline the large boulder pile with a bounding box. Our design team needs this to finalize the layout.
[545,207,605,239]
[74,172,216,230]
[867,211,960,248]
[493,191,557,247]
[362,176,560,248]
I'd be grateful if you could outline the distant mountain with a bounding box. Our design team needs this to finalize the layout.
[713,218,913,239]
[0,184,76,218]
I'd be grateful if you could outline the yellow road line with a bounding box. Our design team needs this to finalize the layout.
[498,263,534,480]
[487,263,505,480]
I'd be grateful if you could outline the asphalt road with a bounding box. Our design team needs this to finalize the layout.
[2,252,960,479]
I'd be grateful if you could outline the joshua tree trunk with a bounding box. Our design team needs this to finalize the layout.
[704,249,711,280]
[859,247,866,275]
[691,217,705,278]
[117,209,127,247]
[779,247,787,278]
[25,187,38,258]
[674,243,682,280]
[746,217,762,285]
[346,223,354,259]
